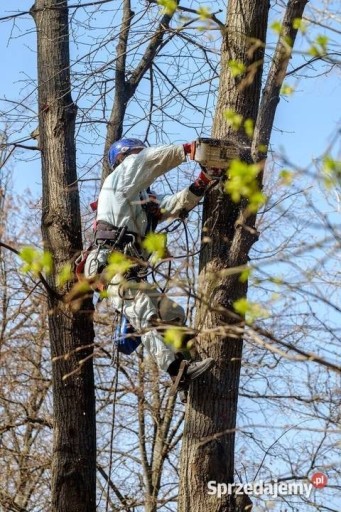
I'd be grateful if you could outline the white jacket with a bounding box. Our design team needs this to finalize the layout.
[96,144,202,237]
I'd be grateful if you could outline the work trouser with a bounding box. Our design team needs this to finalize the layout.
[108,274,186,371]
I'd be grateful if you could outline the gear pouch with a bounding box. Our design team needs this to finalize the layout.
[114,316,142,355]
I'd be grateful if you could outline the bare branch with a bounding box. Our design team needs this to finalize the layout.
[252,0,309,161]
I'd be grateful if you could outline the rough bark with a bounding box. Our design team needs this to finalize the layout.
[179,2,268,511]
[179,1,308,511]
[31,1,96,511]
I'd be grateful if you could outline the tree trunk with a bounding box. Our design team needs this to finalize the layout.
[31,1,96,510]
[179,0,309,510]
[178,1,269,511]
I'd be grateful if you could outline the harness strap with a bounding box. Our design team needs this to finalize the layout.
[95,221,140,249]
[94,222,146,276]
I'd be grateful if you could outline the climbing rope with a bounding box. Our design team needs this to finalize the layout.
[104,316,121,512]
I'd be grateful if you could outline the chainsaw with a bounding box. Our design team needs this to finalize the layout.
[192,137,238,179]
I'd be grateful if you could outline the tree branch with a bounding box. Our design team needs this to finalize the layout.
[97,465,133,512]
[0,241,61,300]
[115,0,133,96]
[0,0,115,22]
[102,1,177,181]
[10,143,40,151]
[252,0,309,161]
[177,3,224,29]
[128,11,173,90]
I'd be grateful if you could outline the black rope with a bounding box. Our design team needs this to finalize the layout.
[104,316,121,512]
[182,219,192,321]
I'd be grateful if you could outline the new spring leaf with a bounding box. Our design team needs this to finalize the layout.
[19,247,53,276]
[105,252,133,280]
[225,159,266,212]
[234,298,269,323]
[157,0,177,15]
[142,233,166,262]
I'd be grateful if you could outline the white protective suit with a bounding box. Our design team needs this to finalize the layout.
[96,144,202,370]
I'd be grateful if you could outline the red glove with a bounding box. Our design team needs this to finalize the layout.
[90,199,98,212]
[189,170,212,197]
[183,142,196,160]
[196,170,211,185]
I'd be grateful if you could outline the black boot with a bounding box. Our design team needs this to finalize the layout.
[185,358,215,381]
[166,352,185,378]
[167,355,215,403]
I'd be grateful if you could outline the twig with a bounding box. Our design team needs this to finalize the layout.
[0,241,61,300]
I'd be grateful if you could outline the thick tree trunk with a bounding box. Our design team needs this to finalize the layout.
[178,2,269,511]
[31,1,96,511]
[179,0,308,510]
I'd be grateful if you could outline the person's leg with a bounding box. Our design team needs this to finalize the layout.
[155,294,186,326]
[150,293,215,391]
[108,275,176,370]
[151,294,197,351]
[108,276,215,390]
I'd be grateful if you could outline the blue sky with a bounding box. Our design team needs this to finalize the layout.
[1,0,340,193]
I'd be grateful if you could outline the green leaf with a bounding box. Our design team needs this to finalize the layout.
[105,251,132,279]
[228,59,246,78]
[164,327,185,349]
[224,159,266,212]
[244,118,254,138]
[279,169,294,185]
[322,156,341,188]
[233,298,249,315]
[197,6,211,20]
[57,263,73,286]
[323,156,341,175]
[41,252,53,273]
[258,144,268,154]
[233,298,269,323]
[239,267,252,283]
[270,20,282,34]
[19,247,53,276]
[225,109,243,131]
[281,83,295,96]
[308,45,319,57]
[308,34,329,57]
[293,17,307,34]
[142,233,166,262]
[20,246,36,265]
[157,0,177,15]
[249,191,267,212]
[316,35,329,51]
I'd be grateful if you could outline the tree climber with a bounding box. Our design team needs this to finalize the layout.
[85,138,217,399]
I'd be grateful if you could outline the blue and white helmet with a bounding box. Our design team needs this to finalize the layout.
[108,138,146,168]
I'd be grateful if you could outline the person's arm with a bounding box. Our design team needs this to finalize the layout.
[158,170,213,221]
[117,144,186,197]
